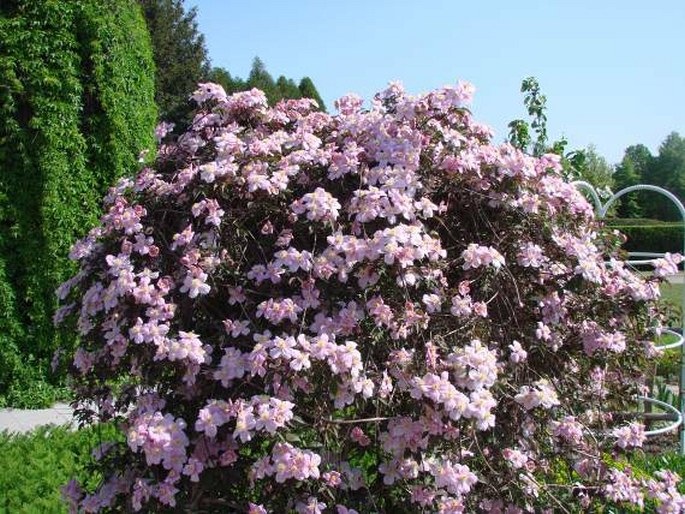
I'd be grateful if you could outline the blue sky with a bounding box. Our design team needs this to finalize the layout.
[186,0,684,164]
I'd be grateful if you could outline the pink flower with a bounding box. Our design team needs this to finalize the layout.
[449,339,498,391]
[334,94,364,115]
[253,396,295,434]
[195,400,232,437]
[233,405,257,443]
[127,412,189,472]
[165,331,207,364]
[182,457,204,482]
[613,422,646,449]
[653,252,683,277]
[422,293,442,313]
[180,268,211,298]
[462,243,505,270]
[214,347,246,386]
[248,503,268,514]
[502,448,529,469]
[154,121,175,141]
[550,416,584,445]
[515,380,560,410]
[170,225,194,250]
[256,298,303,325]
[296,497,327,514]
[252,443,321,483]
[508,341,527,363]
[450,294,473,317]
[291,187,341,222]
[517,242,545,268]
[604,468,644,509]
[190,82,227,104]
[428,459,478,496]
[350,426,370,446]
[323,471,342,487]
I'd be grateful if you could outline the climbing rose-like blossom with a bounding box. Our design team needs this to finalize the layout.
[515,379,560,410]
[652,252,683,277]
[613,422,646,449]
[462,244,505,270]
[127,412,189,472]
[291,187,341,222]
[55,80,676,512]
[179,268,210,298]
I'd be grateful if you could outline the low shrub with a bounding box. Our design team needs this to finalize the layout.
[56,82,683,512]
[0,424,118,513]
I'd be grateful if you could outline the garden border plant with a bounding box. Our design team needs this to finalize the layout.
[57,81,685,513]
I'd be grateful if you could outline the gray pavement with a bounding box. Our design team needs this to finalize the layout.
[0,402,74,434]
[667,273,684,284]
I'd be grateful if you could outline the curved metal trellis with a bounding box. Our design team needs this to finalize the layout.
[573,181,685,453]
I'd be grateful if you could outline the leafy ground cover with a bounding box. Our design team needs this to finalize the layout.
[0,424,118,513]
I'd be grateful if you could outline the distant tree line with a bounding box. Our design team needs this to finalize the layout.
[508,77,685,221]
[574,134,685,221]
[208,57,326,113]
[613,134,685,220]
[561,134,685,221]
[139,0,326,129]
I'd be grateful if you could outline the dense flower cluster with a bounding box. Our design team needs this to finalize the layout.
[56,81,683,512]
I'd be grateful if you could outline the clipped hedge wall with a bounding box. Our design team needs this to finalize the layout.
[606,220,685,254]
[0,0,156,405]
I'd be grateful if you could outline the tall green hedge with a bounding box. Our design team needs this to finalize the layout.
[0,0,156,406]
[606,220,685,254]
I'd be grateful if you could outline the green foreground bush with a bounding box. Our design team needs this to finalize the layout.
[0,424,119,514]
[0,0,156,406]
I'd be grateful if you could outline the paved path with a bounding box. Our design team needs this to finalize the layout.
[667,273,684,284]
[0,403,74,434]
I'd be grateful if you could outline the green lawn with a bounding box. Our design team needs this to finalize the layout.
[661,281,684,320]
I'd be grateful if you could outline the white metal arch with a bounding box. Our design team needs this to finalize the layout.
[573,181,685,453]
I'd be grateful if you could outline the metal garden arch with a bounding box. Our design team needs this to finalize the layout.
[573,181,685,454]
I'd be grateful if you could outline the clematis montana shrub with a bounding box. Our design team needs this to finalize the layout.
[56,81,685,513]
